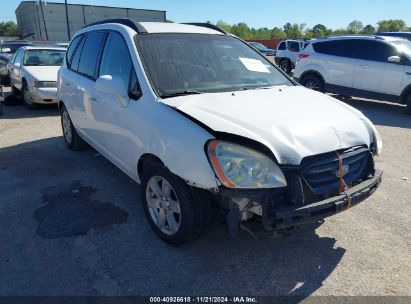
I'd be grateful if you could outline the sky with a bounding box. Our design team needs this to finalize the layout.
[1,0,411,30]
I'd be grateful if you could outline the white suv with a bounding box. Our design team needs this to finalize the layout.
[58,20,382,245]
[293,36,411,112]
[275,39,309,73]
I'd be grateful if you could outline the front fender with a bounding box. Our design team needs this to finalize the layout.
[129,100,219,189]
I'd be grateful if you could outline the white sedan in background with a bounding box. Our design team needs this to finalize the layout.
[8,46,66,109]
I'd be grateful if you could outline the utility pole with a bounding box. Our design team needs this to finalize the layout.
[65,0,71,41]
[39,0,49,40]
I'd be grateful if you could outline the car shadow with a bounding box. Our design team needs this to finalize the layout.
[1,95,59,119]
[334,96,411,129]
[0,136,345,297]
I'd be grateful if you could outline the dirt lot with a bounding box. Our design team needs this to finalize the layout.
[0,93,410,297]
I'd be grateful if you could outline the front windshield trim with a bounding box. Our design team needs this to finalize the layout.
[135,33,294,99]
[391,40,411,56]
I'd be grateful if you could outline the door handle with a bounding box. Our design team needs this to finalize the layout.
[360,64,369,68]
[90,97,97,102]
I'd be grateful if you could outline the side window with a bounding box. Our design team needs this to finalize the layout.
[288,41,300,52]
[70,36,86,72]
[313,40,357,58]
[9,51,18,63]
[356,40,398,62]
[66,35,83,68]
[78,31,106,79]
[278,42,286,50]
[99,32,141,99]
[129,68,142,100]
[13,50,24,65]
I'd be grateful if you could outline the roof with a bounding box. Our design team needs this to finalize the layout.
[315,35,408,43]
[21,46,66,51]
[139,22,224,35]
[82,20,226,35]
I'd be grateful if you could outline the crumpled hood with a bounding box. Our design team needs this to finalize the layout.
[24,66,60,81]
[161,86,374,165]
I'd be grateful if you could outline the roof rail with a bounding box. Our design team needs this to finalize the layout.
[182,23,227,35]
[83,18,148,34]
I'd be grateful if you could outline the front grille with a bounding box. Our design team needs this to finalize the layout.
[301,146,373,196]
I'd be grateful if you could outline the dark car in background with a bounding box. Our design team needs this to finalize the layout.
[249,42,276,57]
[0,54,10,84]
[375,32,411,41]
[0,40,32,56]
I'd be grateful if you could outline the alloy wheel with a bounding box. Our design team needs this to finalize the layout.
[280,61,289,72]
[146,176,181,235]
[62,110,72,144]
[303,78,321,91]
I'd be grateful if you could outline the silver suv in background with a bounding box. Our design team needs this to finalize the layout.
[293,36,411,112]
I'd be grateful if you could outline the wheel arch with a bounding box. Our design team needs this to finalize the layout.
[299,69,326,85]
[137,153,165,181]
[58,100,65,112]
[400,84,411,104]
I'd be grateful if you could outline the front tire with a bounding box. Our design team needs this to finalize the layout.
[22,82,38,109]
[141,163,210,246]
[60,104,87,150]
[301,74,325,93]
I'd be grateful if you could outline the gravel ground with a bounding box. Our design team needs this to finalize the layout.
[0,94,410,297]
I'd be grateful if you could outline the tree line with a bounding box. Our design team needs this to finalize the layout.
[215,19,411,40]
[0,19,409,39]
[0,21,19,37]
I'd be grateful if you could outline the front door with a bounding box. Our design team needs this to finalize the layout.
[354,40,404,96]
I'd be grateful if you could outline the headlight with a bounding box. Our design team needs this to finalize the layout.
[207,140,287,189]
[361,117,382,155]
[32,81,57,88]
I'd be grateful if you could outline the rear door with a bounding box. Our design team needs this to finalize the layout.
[74,31,107,141]
[354,40,404,96]
[60,31,106,138]
[312,39,358,92]
[276,41,286,63]
[287,41,300,64]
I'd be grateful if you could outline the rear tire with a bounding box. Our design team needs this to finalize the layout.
[140,163,210,246]
[279,59,291,74]
[60,104,87,150]
[301,74,325,93]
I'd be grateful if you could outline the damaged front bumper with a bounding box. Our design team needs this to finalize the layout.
[272,169,382,230]
[219,169,383,235]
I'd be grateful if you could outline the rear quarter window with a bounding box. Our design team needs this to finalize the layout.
[66,35,83,68]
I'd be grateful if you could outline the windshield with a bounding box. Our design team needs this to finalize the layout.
[137,34,292,97]
[23,49,66,66]
[391,40,411,56]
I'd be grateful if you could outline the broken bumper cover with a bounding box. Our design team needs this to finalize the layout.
[272,170,383,230]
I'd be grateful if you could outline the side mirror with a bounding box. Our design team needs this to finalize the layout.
[96,75,129,107]
[388,56,401,64]
[14,62,21,68]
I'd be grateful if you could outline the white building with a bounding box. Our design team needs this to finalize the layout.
[16,1,166,42]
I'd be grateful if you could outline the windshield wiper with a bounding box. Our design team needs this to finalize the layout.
[161,90,203,98]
